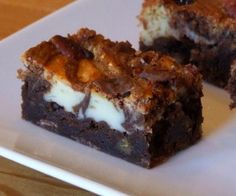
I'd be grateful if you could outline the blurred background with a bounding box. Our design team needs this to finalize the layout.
[0,0,72,39]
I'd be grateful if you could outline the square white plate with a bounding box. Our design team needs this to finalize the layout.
[1,0,236,195]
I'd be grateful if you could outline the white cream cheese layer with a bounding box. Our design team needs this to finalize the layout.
[83,93,125,132]
[44,76,126,132]
[140,5,215,46]
[140,5,179,46]
[44,79,85,113]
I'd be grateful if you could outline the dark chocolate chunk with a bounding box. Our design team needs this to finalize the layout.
[94,76,133,98]
[51,35,93,60]
[73,92,91,117]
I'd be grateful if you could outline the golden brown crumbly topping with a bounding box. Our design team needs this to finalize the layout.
[21,28,202,113]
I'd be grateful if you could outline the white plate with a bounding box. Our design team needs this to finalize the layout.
[1,0,236,195]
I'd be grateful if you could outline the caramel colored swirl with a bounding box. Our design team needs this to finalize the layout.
[22,28,202,114]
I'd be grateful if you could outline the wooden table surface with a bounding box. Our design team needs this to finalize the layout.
[0,1,94,195]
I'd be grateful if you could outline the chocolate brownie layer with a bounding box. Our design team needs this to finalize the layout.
[139,0,236,106]
[21,74,202,167]
[140,36,236,88]
[18,28,203,167]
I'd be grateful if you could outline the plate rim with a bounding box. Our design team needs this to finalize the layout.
[0,146,126,196]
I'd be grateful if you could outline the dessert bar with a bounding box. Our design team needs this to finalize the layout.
[18,28,203,167]
[139,0,236,107]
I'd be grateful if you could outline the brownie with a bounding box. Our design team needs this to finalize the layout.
[18,28,203,168]
[139,0,236,107]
